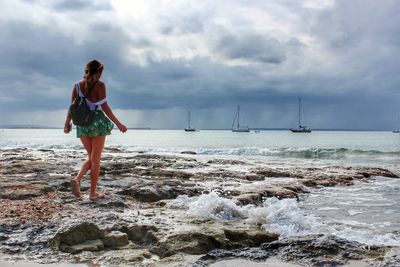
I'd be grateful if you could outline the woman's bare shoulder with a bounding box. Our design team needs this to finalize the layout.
[97,80,105,87]
[96,81,106,91]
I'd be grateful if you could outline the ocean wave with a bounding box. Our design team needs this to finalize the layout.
[197,147,400,159]
[170,192,400,246]
[127,146,400,159]
[1,141,399,160]
[169,193,317,237]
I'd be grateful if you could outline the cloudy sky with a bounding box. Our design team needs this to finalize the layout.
[0,0,399,130]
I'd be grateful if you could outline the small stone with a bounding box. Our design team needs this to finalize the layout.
[121,225,158,245]
[49,222,104,249]
[103,231,129,248]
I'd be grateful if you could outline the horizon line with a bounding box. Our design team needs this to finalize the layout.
[0,126,395,132]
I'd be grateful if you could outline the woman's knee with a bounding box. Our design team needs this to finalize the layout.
[85,158,91,165]
[90,156,101,168]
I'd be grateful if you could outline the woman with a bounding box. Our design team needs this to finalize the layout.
[64,59,127,200]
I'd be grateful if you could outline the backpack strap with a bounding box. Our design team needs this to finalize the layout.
[76,83,83,97]
[84,81,98,98]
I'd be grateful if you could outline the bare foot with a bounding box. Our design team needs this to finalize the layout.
[89,192,106,201]
[71,179,81,198]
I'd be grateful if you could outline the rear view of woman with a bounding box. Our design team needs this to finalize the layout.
[64,59,127,200]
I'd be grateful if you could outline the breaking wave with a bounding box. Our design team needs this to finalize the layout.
[169,193,318,237]
[125,146,399,159]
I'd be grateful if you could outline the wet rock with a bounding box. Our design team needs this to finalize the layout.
[371,247,400,267]
[119,185,176,202]
[223,229,278,246]
[355,167,399,178]
[150,231,225,257]
[0,182,53,200]
[234,186,298,205]
[207,159,245,165]
[0,233,9,241]
[139,169,193,179]
[261,186,298,199]
[79,195,128,208]
[262,234,387,266]
[301,179,318,187]
[199,247,272,262]
[253,168,298,178]
[103,231,129,248]
[103,147,123,153]
[98,248,153,264]
[234,193,263,205]
[281,184,308,193]
[62,239,104,254]
[49,222,104,250]
[197,170,244,180]
[0,160,68,175]
[119,184,199,202]
[120,224,158,245]
[181,151,197,155]
[244,174,264,181]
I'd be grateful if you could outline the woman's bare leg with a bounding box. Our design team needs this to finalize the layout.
[75,137,92,183]
[89,136,106,199]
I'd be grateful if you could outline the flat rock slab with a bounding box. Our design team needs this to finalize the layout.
[0,182,53,200]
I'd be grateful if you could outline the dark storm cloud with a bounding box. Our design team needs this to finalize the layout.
[0,19,133,111]
[214,33,287,64]
[0,0,399,130]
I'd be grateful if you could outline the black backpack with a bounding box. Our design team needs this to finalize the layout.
[69,81,98,127]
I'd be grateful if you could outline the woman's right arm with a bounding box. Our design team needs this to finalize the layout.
[98,83,127,133]
[102,103,127,133]
[64,86,76,134]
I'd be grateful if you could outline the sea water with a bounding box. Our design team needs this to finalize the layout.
[1,129,400,246]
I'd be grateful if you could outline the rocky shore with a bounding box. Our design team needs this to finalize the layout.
[1,147,399,266]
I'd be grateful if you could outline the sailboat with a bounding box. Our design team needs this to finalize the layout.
[290,98,311,133]
[232,105,250,132]
[184,110,196,132]
[393,114,400,133]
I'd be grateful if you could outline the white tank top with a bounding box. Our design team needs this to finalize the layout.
[75,82,107,111]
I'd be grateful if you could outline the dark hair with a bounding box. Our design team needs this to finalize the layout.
[84,59,104,90]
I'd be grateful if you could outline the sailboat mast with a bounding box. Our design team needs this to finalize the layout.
[298,98,301,127]
[188,110,191,129]
[237,105,240,128]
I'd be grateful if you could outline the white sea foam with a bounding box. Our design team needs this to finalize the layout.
[187,192,245,220]
[169,195,193,209]
[332,229,400,247]
[170,192,318,238]
[260,197,318,237]
[347,209,362,216]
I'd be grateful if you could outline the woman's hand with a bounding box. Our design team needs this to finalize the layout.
[117,123,128,133]
[64,124,71,134]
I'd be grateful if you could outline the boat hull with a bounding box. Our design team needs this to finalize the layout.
[185,128,196,132]
[290,128,312,133]
[232,129,250,132]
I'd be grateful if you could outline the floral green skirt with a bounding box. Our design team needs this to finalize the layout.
[77,111,114,138]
